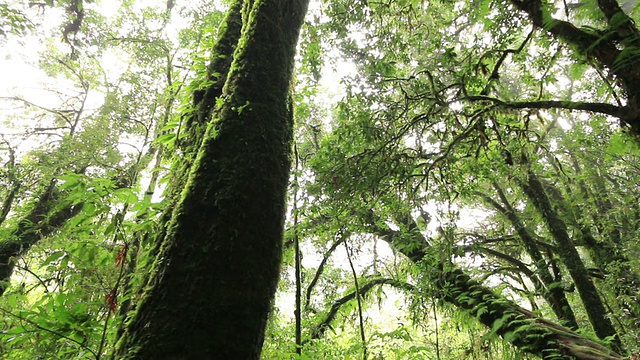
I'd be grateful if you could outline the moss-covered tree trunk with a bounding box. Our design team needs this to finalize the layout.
[114,0,309,358]
[519,170,622,352]
[369,214,623,360]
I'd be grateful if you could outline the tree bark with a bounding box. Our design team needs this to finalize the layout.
[113,0,309,358]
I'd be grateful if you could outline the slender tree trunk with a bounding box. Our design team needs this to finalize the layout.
[481,183,578,330]
[565,153,640,320]
[293,147,303,355]
[519,170,622,352]
[113,0,309,358]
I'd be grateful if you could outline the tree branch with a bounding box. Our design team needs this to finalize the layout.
[464,95,624,118]
[367,212,622,359]
[597,0,640,45]
[308,277,414,341]
[304,234,346,310]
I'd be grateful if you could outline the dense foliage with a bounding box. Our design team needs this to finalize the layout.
[0,0,639,358]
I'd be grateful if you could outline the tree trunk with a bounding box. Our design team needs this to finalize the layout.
[481,183,578,330]
[369,215,623,360]
[113,0,309,358]
[518,170,622,352]
[565,153,640,320]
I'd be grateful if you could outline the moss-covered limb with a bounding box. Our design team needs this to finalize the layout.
[370,219,623,360]
[436,265,622,360]
[308,278,415,342]
[508,0,640,133]
[462,96,640,132]
[0,141,19,227]
[479,185,579,330]
[0,181,80,296]
[464,96,625,118]
[0,162,148,297]
[114,0,310,358]
[0,182,20,227]
[518,170,622,352]
[185,0,246,151]
[597,0,640,45]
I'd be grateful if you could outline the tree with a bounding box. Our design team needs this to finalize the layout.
[113,0,310,358]
[0,2,226,357]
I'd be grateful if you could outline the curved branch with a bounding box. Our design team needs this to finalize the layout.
[597,0,640,45]
[0,139,19,226]
[304,234,346,309]
[509,0,640,132]
[0,307,98,358]
[0,182,80,296]
[0,96,75,130]
[510,0,621,69]
[308,277,414,341]
[464,245,535,279]
[344,240,367,359]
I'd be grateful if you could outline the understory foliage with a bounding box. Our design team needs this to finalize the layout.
[1,0,640,359]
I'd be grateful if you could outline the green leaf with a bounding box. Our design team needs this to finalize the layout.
[113,188,139,203]
[42,251,66,265]
[155,133,177,145]
[58,173,83,190]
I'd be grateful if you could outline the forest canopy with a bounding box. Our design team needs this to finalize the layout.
[0,0,639,359]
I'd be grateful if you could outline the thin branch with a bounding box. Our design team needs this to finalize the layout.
[13,263,49,293]
[480,27,535,96]
[0,307,98,359]
[304,234,346,309]
[308,278,414,342]
[464,95,624,118]
[344,240,367,360]
[0,96,75,126]
[463,245,536,279]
